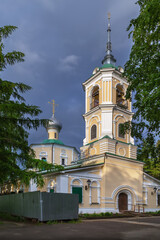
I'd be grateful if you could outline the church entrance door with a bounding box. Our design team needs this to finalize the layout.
[118,192,128,212]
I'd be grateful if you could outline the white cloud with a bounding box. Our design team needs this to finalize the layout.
[59,55,80,71]
[18,42,44,64]
[6,40,45,82]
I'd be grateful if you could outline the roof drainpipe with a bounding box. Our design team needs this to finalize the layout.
[104,153,107,164]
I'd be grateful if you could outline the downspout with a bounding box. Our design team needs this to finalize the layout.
[104,153,107,164]
[52,144,53,164]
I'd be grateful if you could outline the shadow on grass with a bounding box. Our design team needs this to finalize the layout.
[0,212,25,222]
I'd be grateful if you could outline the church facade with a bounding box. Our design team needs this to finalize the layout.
[1,15,160,214]
[28,15,160,213]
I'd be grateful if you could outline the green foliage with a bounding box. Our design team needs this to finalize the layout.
[123,0,160,175]
[79,212,114,218]
[46,220,59,224]
[46,219,80,224]
[124,0,160,136]
[138,137,160,179]
[66,219,81,224]
[0,26,63,188]
[0,212,24,222]
[79,211,160,219]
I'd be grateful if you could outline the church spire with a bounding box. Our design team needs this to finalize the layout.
[102,13,116,66]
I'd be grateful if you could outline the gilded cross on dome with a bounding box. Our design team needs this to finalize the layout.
[48,100,58,115]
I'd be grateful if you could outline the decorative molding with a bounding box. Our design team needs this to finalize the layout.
[70,178,83,186]
[101,197,113,200]
[143,187,148,205]
[69,173,101,180]
[31,144,51,148]
[88,114,100,123]
[143,183,160,187]
[118,147,126,157]
[39,151,48,156]
[111,185,138,202]
[114,114,127,121]
[89,180,100,205]
[112,73,128,85]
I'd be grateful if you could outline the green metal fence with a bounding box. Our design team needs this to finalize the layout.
[0,191,79,221]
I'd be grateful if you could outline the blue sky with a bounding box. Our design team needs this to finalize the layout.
[0,0,140,150]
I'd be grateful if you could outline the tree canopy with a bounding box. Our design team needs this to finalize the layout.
[124,0,160,178]
[0,26,63,188]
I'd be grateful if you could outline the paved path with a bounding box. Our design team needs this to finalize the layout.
[0,216,160,239]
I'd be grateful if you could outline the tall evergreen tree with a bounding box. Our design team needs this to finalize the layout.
[124,0,160,172]
[0,26,63,188]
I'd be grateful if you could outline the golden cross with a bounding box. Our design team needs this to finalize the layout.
[48,100,58,115]
[108,12,111,19]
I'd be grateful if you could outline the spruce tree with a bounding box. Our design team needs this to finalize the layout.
[0,26,62,188]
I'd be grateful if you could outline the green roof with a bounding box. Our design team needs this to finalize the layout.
[85,135,133,146]
[100,64,118,70]
[41,139,64,145]
[85,135,111,146]
[102,135,111,139]
[86,64,119,82]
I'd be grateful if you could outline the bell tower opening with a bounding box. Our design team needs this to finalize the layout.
[90,86,99,110]
[116,84,124,105]
[116,84,128,109]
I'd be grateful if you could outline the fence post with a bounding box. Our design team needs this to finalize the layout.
[40,192,43,222]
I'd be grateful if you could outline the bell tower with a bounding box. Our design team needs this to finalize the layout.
[80,14,137,160]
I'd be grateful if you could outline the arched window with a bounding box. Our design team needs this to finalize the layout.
[118,123,125,138]
[91,125,97,140]
[39,151,48,162]
[91,86,99,109]
[60,149,67,165]
[61,158,65,165]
